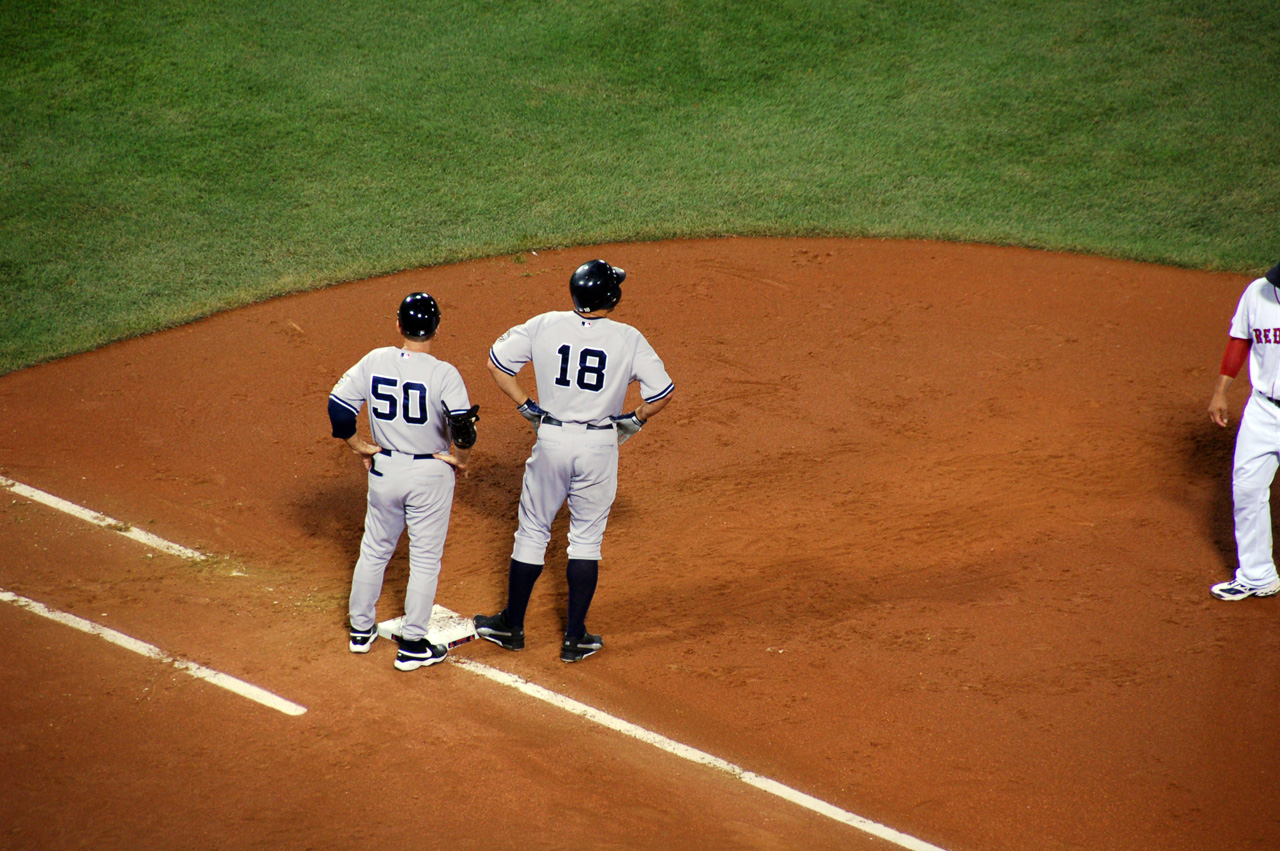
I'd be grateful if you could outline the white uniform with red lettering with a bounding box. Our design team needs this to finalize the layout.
[1226,274,1280,589]
[489,311,674,564]
[330,347,472,640]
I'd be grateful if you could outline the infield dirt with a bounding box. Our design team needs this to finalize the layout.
[1,238,1276,850]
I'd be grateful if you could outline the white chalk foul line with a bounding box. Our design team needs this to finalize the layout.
[0,589,306,716]
[450,656,947,851]
[2,474,944,847]
[1,476,205,560]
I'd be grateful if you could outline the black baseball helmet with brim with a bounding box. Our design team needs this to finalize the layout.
[569,260,625,313]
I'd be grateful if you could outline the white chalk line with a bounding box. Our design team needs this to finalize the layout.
[1,475,304,715]
[1,476,204,560]
[2,474,946,849]
[450,657,945,851]
[0,589,306,716]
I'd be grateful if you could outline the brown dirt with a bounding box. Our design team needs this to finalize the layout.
[1,237,1277,851]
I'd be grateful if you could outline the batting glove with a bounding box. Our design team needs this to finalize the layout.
[517,398,547,426]
[610,412,644,445]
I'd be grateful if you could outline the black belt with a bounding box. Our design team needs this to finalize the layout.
[379,449,437,460]
[1267,395,1280,408]
[540,416,614,430]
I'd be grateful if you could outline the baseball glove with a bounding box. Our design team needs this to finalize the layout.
[447,404,480,449]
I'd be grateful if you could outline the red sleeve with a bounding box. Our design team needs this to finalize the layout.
[1221,336,1251,378]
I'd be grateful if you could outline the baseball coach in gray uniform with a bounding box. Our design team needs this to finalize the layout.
[329,293,479,672]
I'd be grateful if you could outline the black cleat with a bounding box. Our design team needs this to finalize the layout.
[349,623,378,654]
[393,636,448,671]
[560,631,603,663]
[473,611,525,651]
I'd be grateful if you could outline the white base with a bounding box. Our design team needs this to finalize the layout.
[378,605,477,649]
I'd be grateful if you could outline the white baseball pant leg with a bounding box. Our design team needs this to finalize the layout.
[1232,392,1280,587]
[400,459,455,641]
[349,455,455,639]
[512,425,619,565]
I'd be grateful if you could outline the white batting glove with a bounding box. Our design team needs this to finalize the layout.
[610,412,644,445]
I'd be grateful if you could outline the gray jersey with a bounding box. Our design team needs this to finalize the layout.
[330,347,471,455]
[488,311,673,424]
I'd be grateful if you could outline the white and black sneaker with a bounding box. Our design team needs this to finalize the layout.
[1210,578,1280,601]
[349,623,378,654]
[560,631,603,663]
[474,611,525,651]
[394,636,448,671]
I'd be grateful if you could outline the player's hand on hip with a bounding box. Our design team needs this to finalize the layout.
[433,452,469,476]
[517,398,547,430]
[347,438,382,470]
[610,411,644,445]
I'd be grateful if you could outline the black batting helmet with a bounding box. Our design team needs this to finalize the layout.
[569,260,625,313]
[398,292,440,339]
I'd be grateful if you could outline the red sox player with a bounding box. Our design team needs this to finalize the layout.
[1208,261,1280,600]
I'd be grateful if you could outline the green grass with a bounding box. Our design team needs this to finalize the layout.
[2,0,1278,372]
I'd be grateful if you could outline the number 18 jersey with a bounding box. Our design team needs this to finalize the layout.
[489,311,673,425]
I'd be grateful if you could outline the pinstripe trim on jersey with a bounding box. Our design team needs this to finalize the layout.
[643,382,675,404]
[329,394,361,415]
[489,348,518,376]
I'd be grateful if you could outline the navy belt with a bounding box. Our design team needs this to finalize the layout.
[379,449,437,460]
[1267,395,1280,408]
[540,416,614,430]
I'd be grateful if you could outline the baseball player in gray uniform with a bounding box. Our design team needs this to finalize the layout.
[1208,261,1280,601]
[474,259,674,662]
[328,293,479,671]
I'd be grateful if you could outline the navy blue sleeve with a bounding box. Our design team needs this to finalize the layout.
[328,396,358,439]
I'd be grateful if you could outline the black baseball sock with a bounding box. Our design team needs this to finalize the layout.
[505,559,543,629]
[565,558,599,641]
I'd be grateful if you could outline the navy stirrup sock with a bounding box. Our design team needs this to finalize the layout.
[565,558,599,641]
[505,559,543,628]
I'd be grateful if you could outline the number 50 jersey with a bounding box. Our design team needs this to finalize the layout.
[330,348,472,455]
[489,311,673,425]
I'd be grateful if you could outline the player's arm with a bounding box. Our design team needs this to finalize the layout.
[611,335,675,444]
[328,390,381,470]
[489,323,545,422]
[487,357,549,427]
[619,337,674,426]
[487,357,530,406]
[344,435,382,470]
[433,444,471,473]
[611,372,674,445]
[441,398,479,474]
[1209,336,1250,427]
[611,392,672,444]
[634,394,672,423]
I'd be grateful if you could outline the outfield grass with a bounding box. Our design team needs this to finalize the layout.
[2,0,1277,373]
